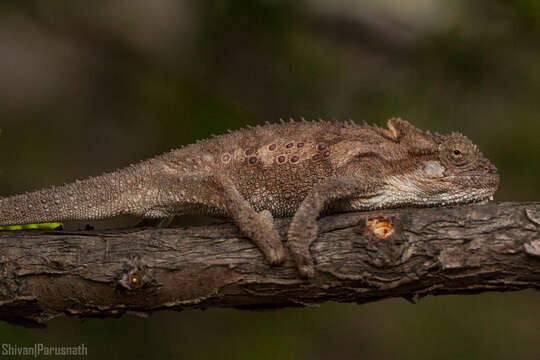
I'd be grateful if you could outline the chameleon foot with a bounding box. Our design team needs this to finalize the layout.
[256,210,285,265]
[287,218,319,278]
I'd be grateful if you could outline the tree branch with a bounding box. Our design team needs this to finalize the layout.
[1,202,539,327]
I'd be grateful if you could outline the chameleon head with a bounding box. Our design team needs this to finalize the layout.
[387,130,500,207]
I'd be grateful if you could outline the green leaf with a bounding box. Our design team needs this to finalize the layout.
[0,223,63,231]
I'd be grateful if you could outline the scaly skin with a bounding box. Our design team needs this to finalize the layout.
[0,118,500,277]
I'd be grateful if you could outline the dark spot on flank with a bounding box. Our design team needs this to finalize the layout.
[245,148,254,156]
[317,144,327,151]
[249,157,258,164]
[312,154,320,161]
[221,153,231,163]
[323,150,331,157]
[286,142,294,148]
[297,143,304,148]
[269,144,277,151]
[291,155,299,163]
[277,155,286,163]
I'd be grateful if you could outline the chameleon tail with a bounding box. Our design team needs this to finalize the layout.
[0,163,149,227]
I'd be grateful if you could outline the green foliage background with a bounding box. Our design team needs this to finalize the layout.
[0,1,538,359]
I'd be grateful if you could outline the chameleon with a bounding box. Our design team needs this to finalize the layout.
[0,118,499,277]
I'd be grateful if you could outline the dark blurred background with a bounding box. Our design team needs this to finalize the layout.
[0,1,538,359]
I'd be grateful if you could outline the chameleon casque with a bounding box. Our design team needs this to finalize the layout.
[0,118,499,277]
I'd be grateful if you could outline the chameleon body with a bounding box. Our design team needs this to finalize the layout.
[0,118,499,277]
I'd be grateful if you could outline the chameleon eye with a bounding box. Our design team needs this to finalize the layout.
[440,134,478,171]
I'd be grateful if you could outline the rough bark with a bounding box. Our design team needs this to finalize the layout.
[0,202,539,327]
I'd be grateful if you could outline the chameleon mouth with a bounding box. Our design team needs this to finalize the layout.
[421,193,495,208]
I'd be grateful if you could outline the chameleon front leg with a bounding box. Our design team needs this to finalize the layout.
[288,178,376,277]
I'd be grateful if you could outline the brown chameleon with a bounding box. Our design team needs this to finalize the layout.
[0,118,500,277]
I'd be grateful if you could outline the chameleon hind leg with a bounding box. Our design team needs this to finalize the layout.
[162,173,285,265]
[145,172,285,266]
[217,177,285,265]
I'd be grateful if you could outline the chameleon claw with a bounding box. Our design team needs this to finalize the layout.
[265,243,285,265]
[292,253,315,278]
